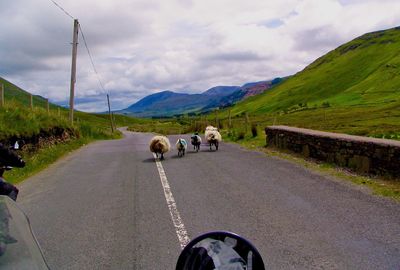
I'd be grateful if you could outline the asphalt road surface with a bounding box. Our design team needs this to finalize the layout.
[18,130,400,269]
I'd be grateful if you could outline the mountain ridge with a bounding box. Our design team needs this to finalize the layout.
[118,79,282,117]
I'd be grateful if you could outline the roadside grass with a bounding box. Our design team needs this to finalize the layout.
[8,138,91,185]
[204,102,400,140]
[0,99,140,184]
[127,118,193,135]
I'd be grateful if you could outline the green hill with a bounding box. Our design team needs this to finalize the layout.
[0,76,143,141]
[220,27,400,138]
[0,77,61,109]
[0,76,144,183]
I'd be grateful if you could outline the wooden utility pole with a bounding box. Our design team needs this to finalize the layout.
[0,84,4,107]
[112,112,117,131]
[30,94,33,110]
[107,94,114,133]
[46,98,50,113]
[69,19,79,124]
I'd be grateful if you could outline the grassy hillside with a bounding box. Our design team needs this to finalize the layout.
[215,27,400,138]
[0,77,61,110]
[0,76,143,140]
[0,77,141,183]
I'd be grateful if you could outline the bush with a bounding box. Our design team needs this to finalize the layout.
[322,101,331,108]
[237,131,245,140]
[251,124,258,137]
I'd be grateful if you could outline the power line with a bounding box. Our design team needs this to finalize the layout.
[79,24,107,94]
[49,0,74,19]
[48,0,111,109]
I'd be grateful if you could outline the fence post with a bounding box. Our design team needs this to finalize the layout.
[228,109,232,129]
[215,110,218,128]
[0,84,4,107]
[30,94,33,110]
[46,98,50,114]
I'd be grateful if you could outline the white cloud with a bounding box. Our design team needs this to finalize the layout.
[1,0,400,112]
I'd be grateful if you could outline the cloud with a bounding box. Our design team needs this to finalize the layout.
[1,0,400,112]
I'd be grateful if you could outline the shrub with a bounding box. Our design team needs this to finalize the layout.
[237,131,245,140]
[322,101,331,108]
[251,124,258,137]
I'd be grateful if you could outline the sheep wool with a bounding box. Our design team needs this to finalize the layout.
[191,134,202,152]
[205,125,219,139]
[205,130,222,142]
[176,138,188,157]
[175,138,188,150]
[191,135,202,144]
[149,136,171,159]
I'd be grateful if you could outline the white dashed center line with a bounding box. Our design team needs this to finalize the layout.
[153,153,190,249]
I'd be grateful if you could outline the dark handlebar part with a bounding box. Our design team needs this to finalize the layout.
[0,144,25,168]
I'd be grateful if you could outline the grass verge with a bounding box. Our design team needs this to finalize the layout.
[7,138,93,185]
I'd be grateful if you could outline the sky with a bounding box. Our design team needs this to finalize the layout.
[1,0,400,112]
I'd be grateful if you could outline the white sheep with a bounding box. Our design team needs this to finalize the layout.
[190,133,202,152]
[205,126,222,151]
[205,125,218,139]
[149,135,171,160]
[175,138,188,157]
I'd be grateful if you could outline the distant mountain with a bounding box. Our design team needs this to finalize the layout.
[242,78,283,98]
[124,90,178,112]
[202,78,285,111]
[118,80,282,117]
[202,86,241,96]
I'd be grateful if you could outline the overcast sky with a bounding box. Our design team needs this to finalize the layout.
[1,0,400,112]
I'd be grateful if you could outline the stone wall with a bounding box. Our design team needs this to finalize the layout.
[0,127,77,153]
[265,125,400,179]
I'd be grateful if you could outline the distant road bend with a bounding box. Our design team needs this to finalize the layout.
[19,130,400,269]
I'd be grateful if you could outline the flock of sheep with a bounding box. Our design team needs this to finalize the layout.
[149,125,222,160]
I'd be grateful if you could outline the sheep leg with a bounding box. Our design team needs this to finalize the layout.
[216,141,219,151]
[160,153,164,160]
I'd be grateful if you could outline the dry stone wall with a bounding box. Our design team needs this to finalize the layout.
[265,125,400,179]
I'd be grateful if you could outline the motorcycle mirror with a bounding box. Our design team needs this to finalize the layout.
[176,231,265,270]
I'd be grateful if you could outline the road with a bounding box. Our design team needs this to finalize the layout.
[18,130,400,269]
